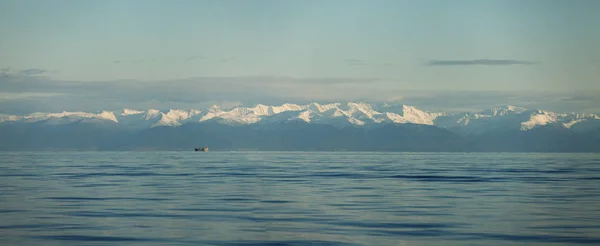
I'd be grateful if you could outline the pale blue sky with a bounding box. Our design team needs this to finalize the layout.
[1,0,599,113]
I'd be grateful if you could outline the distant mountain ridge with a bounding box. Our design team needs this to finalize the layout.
[1,102,599,152]
[1,102,599,132]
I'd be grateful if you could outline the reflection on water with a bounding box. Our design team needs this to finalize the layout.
[1,152,600,245]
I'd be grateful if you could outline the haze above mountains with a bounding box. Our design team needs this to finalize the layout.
[1,102,599,152]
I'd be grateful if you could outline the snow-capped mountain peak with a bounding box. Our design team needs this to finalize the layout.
[481,105,527,116]
[145,109,161,120]
[1,103,599,133]
[98,111,118,123]
[520,111,558,130]
[121,109,144,116]
[307,102,338,113]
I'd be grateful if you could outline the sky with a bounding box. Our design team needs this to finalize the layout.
[1,0,599,114]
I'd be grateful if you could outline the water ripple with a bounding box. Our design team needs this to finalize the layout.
[1,151,599,246]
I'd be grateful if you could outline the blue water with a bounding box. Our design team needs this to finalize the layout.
[1,152,600,246]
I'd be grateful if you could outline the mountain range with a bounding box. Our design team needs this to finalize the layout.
[1,102,599,152]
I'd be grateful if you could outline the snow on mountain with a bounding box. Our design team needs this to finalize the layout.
[435,106,600,134]
[520,110,558,130]
[254,102,440,127]
[0,111,118,125]
[307,103,338,113]
[481,105,527,116]
[115,109,161,130]
[0,114,22,123]
[154,109,202,127]
[212,104,283,125]
[1,103,599,133]
[120,109,144,116]
[183,103,307,125]
[567,116,600,132]
[372,103,441,125]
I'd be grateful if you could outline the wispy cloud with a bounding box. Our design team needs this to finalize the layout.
[1,68,48,76]
[115,56,205,64]
[2,70,599,114]
[345,59,366,66]
[426,59,537,66]
[131,59,147,64]
[221,57,236,63]
[356,90,600,114]
[0,68,11,75]
[186,56,203,61]
[0,73,389,113]
[0,92,63,100]
[19,68,47,76]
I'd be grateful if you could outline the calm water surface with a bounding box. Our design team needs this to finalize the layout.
[1,152,600,246]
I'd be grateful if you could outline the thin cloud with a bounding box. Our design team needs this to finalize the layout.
[186,56,202,61]
[244,76,383,85]
[0,67,12,75]
[113,60,121,64]
[1,68,48,76]
[0,92,63,100]
[426,59,537,66]
[221,57,236,63]
[345,59,365,66]
[365,90,600,114]
[2,71,599,114]
[0,73,391,114]
[345,59,363,62]
[19,68,47,76]
[131,59,147,64]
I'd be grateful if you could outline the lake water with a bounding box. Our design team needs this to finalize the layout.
[1,152,600,246]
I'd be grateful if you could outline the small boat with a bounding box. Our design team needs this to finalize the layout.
[195,147,208,152]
